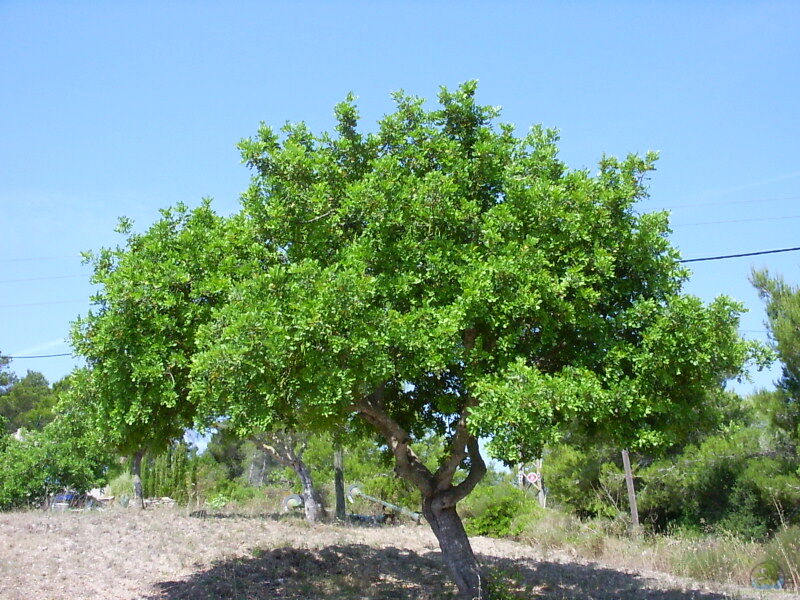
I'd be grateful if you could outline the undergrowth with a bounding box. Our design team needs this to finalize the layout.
[460,482,795,590]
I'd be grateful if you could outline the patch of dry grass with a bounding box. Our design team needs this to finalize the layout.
[0,507,794,600]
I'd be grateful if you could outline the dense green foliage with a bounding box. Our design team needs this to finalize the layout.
[185,83,759,463]
[140,441,197,503]
[541,382,800,540]
[752,269,800,453]
[0,370,58,433]
[461,483,539,537]
[71,206,265,457]
[0,388,111,509]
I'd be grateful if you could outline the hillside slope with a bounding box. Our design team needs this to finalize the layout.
[0,509,794,599]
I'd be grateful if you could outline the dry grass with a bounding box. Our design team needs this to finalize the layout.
[0,507,796,600]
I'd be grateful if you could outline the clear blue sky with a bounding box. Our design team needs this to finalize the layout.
[2,1,799,396]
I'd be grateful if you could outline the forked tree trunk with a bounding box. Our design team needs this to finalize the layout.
[423,494,484,600]
[253,431,327,523]
[131,449,145,510]
[356,349,488,599]
[296,458,326,523]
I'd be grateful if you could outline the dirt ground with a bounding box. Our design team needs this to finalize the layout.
[0,508,796,600]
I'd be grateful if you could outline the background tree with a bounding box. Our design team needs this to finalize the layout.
[0,370,57,433]
[71,204,265,508]
[185,83,760,598]
[249,429,327,522]
[0,352,11,391]
[752,268,800,455]
[0,375,112,509]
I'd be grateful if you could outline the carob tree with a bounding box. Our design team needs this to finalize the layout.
[186,83,760,598]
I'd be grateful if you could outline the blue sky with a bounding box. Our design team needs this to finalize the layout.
[2,1,799,396]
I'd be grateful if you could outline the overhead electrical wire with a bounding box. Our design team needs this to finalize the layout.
[642,194,800,211]
[675,214,800,227]
[0,300,87,308]
[680,246,800,263]
[0,255,79,263]
[6,353,71,359]
[0,274,86,284]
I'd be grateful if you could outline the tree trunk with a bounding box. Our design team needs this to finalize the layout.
[131,449,145,510]
[356,379,487,598]
[252,431,326,524]
[334,444,346,521]
[296,459,326,523]
[423,494,484,600]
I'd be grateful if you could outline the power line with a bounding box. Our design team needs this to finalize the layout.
[6,353,72,359]
[0,300,86,308]
[0,255,78,263]
[645,194,800,211]
[0,274,86,284]
[680,246,800,263]
[675,214,800,227]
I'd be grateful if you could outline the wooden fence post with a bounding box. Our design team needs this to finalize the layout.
[621,449,640,534]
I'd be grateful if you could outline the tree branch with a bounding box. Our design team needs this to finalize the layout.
[442,436,486,507]
[432,327,480,490]
[434,396,478,490]
[356,385,435,496]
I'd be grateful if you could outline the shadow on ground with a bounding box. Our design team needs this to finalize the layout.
[144,542,745,600]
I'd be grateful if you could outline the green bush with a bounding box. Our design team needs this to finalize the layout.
[0,406,111,510]
[106,472,134,500]
[638,429,800,538]
[541,444,623,518]
[211,477,259,503]
[461,484,541,537]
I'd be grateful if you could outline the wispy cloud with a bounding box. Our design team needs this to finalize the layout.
[701,170,800,200]
[10,338,67,356]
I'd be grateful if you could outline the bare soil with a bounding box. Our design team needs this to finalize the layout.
[0,507,796,599]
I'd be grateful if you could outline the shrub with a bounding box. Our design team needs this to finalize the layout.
[542,444,623,518]
[106,472,134,500]
[0,410,110,510]
[211,477,259,503]
[461,484,541,537]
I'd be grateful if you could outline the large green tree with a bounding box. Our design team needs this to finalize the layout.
[186,84,757,598]
[74,83,759,598]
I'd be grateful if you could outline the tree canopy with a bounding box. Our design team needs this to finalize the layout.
[73,82,761,599]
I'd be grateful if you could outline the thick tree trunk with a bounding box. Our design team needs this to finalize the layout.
[356,370,488,598]
[334,444,346,521]
[296,459,326,523]
[131,449,145,510]
[423,494,484,600]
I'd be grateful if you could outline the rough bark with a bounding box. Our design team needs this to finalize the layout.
[294,459,325,522]
[131,449,145,510]
[423,495,484,599]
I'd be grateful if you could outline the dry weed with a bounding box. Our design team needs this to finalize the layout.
[0,507,794,599]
